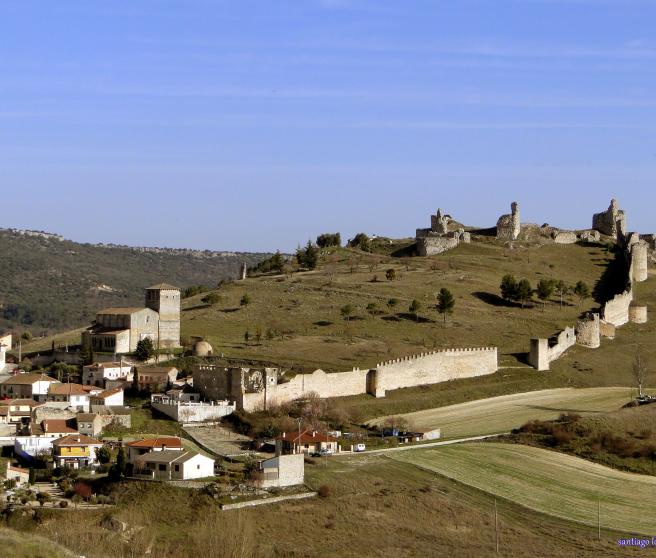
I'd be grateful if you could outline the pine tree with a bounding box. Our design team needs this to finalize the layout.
[436,288,455,324]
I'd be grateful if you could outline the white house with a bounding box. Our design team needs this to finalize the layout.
[259,454,305,488]
[82,362,133,388]
[46,383,100,412]
[89,387,124,407]
[5,462,30,487]
[0,373,60,400]
[134,450,215,481]
[125,437,184,464]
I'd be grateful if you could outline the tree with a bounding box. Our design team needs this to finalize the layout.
[304,241,319,270]
[95,446,111,465]
[573,281,591,305]
[386,268,396,282]
[316,233,341,248]
[387,298,399,313]
[409,299,421,322]
[536,279,554,310]
[21,331,32,341]
[633,347,650,399]
[134,338,155,362]
[51,362,76,382]
[554,280,569,308]
[201,292,221,305]
[340,305,354,321]
[244,330,250,345]
[515,279,533,309]
[366,302,378,318]
[500,274,518,301]
[115,446,127,477]
[436,288,455,324]
[240,294,251,307]
[36,492,51,507]
[348,233,371,252]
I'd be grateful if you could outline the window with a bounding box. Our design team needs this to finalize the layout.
[159,464,166,471]
[197,464,200,470]
[174,465,179,472]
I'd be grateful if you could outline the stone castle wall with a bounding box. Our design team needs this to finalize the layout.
[528,328,576,371]
[575,314,601,348]
[374,348,498,396]
[602,289,633,327]
[212,348,499,412]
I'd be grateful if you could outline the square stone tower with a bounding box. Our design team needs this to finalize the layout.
[145,283,181,349]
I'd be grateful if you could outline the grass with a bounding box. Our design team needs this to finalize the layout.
[9,456,648,557]
[505,401,656,475]
[367,387,636,438]
[181,241,612,372]
[0,527,76,558]
[392,442,656,535]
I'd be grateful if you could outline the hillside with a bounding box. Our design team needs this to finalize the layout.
[0,228,270,334]
[181,238,620,371]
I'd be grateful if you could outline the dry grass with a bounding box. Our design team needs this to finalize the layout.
[11,457,648,558]
[182,242,610,371]
[393,442,656,535]
[368,387,635,438]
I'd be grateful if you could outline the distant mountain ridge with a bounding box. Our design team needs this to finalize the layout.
[0,227,271,334]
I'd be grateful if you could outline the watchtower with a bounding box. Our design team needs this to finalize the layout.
[145,283,181,348]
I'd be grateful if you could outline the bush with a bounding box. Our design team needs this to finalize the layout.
[316,233,341,248]
[59,500,69,508]
[348,233,371,252]
[317,485,331,498]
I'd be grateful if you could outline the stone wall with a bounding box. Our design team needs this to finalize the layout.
[528,327,576,371]
[416,236,459,256]
[373,348,498,397]
[576,314,601,348]
[151,400,236,423]
[602,289,633,327]
[204,348,499,412]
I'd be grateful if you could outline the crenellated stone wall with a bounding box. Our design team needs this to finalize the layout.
[602,289,633,327]
[198,348,499,411]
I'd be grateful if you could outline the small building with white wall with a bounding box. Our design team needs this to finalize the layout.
[90,387,124,407]
[259,454,304,488]
[83,362,133,388]
[134,450,215,481]
[0,333,11,374]
[0,373,60,400]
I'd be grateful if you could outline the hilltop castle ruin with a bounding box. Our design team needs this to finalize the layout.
[415,208,471,256]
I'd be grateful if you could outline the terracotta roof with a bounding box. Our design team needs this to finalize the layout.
[48,383,92,396]
[126,437,183,449]
[96,307,148,315]
[42,419,78,434]
[52,434,102,447]
[146,283,179,291]
[8,465,29,475]
[93,388,123,399]
[1,373,58,386]
[279,430,336,444]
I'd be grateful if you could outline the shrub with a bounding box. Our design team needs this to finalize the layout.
[59,500,69,508]
[317,485,331,498]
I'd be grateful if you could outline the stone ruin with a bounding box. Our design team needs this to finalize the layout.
[592,198,627,239]
[415,208,471,256]
[496,202,521,241]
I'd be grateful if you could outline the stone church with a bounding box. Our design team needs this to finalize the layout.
[81,284,181,354]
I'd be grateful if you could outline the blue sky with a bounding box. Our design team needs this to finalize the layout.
[1,0,654,252]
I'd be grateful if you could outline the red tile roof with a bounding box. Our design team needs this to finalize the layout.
[126,437,183,449]
[48,383,93,396]
[42,419,78,434]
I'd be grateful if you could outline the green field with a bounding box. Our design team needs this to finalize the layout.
[368,387,636,438]
[393,442,656,535]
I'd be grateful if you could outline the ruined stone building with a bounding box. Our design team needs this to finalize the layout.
[415,208,471,256]
[82,284,181,354]
[592,198,627,239]
[496,202,521,241]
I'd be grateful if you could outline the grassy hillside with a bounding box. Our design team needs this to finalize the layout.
[368,387,635,438]
[8,457,646,557]
[0,526,76,557]
[393,442,656,535]
[0,229,270,334]
[182,239,615,372]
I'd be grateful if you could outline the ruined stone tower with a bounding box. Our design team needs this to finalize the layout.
[592,198,627,239]
[496,202,521,241]
[430,209,450,235]
[145,283,181,348]
[631,241,649,282]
